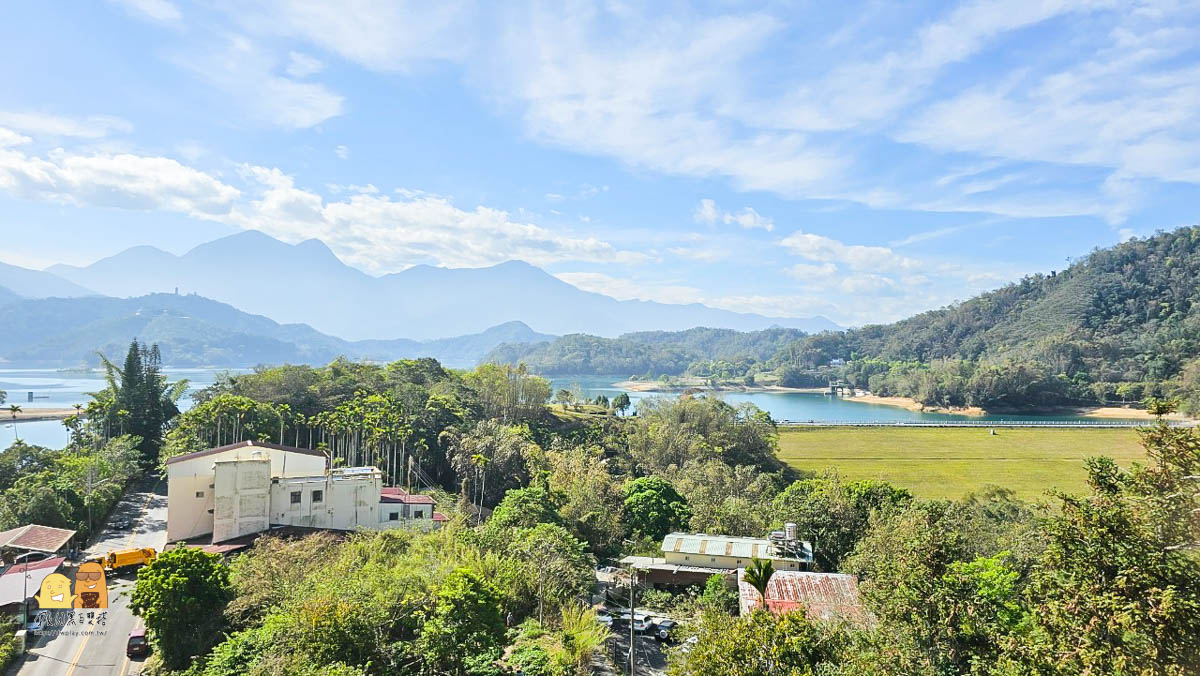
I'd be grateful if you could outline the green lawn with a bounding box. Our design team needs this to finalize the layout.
[776,427,1148,501]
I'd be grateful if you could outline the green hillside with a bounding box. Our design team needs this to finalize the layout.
[484,326,808,376]
[0,293,553,367]
[776,226,1200,411]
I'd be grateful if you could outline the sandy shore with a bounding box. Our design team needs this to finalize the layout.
[612,380,825,394]
[845,394,986,416]
[2,407,77,423]
[843,394,1190,420]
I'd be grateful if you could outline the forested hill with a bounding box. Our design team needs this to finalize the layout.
[776,226,1200,411]
[0,292,554,368]
[485,326,809,376]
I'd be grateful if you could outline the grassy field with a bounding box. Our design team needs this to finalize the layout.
[777,427,1148,501]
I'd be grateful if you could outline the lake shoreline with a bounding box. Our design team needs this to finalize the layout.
[3,407,76,423]
[841,393,1188,421]
[611,380,825,394]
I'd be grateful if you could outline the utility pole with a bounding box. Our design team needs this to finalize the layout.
[628,567,636,676]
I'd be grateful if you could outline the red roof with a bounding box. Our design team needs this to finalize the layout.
[432,511,449,522]
[0,525,77,553]
[737,569,869,626]
[380,487,435,505]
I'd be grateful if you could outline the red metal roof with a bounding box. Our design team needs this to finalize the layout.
[737,569,869,626]
[432,511,449,522]
[380,487,435,504]
[0,525,77,553]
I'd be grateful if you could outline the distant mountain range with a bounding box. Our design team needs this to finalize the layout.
[0,261,96,298]
[0,291,553,368]
[44,230,839,340]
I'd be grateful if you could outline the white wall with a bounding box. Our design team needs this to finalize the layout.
[213,459,270,543]
[166,446,325,542]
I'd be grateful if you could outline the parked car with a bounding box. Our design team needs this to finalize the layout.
[596,609,613,627]
[655,619,678,642]
[110,518,131,531]
[630,613,653,634]
[126,627,150,657]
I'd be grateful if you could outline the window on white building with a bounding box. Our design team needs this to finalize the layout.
[195,491,205,498]
[413,509,424,518]
[312,490,323,504]
[290,491,301,504]
[389,512,399,521]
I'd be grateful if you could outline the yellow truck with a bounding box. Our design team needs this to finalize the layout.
[91,547,157,572]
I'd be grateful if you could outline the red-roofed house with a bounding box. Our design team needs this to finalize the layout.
[379,487,441,531]
[0,524,76,554]
[737,569,870,626]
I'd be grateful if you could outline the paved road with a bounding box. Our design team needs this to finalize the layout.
[10,479,166,676]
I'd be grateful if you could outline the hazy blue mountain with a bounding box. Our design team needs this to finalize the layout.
[0,292,554,368]
[0,285,20,308]
[48,230,840,341]
[0,261,95,298]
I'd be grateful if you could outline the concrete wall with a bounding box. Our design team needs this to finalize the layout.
[270,470,387,531]
[213,459,270,543]
[166,447,325,542]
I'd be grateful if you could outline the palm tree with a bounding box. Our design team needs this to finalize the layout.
[743,558,775,611]
[7,405,22,441]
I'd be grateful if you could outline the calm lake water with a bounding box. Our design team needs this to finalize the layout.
[2,369,1130,450]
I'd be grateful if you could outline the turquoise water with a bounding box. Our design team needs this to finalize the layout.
[546,375,1141,424]
[2,369,1136,450]
[1,367,244,449]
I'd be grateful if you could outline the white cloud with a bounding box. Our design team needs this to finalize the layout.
[221,0,476,71]
[694,199,720,224]
[693,199,774,231]
[110,0,181,22]
[228,164,650,271]
[780,231,918,274]
[786,262,838,281]
[0,128,32,148]
[285,51,324,78]
[175,35,344,129]
[0,112,132,139]
[334,145,350,159]
[554,272,704,305]
[0,143,240,218]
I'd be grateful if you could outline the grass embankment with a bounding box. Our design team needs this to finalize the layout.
[777,427,1147,501]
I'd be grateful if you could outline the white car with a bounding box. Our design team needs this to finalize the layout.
[630,613,653,634]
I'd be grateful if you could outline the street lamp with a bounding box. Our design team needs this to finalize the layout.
[14,552,38,628]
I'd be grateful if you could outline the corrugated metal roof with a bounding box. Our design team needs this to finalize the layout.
[737,569,869,626]
[0,556,66,606]
[660,532,811,562]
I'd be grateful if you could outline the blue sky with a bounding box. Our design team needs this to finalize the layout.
[1,1,1198,326]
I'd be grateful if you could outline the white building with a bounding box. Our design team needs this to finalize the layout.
[166,440,444,544]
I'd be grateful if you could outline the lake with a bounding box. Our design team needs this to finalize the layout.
[1,366,246,449]
[545,375,1126,423]
[2,368,1131,450]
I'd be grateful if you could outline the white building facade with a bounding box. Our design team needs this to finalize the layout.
[166,440,442,544]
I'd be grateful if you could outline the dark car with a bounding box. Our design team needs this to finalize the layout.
[655,619,678,642]
[111,519,131,531]
[126,627,150,657]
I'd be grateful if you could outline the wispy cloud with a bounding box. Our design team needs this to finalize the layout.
[0,111,132,139]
